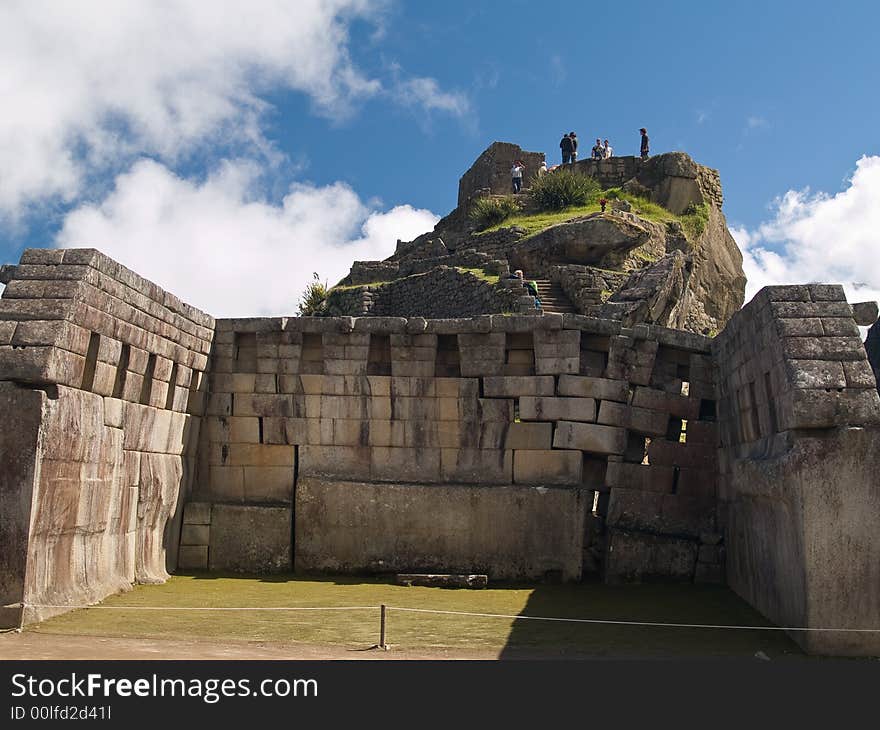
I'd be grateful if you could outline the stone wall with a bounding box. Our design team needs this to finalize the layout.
[713,284,880,655]
[189,311,721,584]
[324,267,518,319]
[0,248,213,626]
[2,246,879,656]
[457,142,545,210]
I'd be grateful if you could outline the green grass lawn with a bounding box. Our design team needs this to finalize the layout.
[30,574,804,658]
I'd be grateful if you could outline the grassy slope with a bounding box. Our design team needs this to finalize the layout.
[30,574,802,658]
[478,189,707,244]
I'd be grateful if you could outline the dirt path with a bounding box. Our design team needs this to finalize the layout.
[0,631,502,661]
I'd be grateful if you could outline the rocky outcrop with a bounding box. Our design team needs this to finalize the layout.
[329,143,746,334]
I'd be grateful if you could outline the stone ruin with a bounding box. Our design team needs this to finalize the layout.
[1,148,880,657]
[324,142,745,337]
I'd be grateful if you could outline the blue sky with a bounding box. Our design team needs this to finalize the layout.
[1,1,878,316]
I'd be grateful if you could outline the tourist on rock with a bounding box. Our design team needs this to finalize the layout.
[511,160,525,193]
[538,160,548,177]
[526,278,542,310]
[640,128,649,160]
[603,139,613,158]
[592,138,604,160]
[560,133,574,165]
[569,131,578,162]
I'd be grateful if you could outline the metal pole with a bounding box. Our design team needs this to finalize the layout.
[380,604,387,650]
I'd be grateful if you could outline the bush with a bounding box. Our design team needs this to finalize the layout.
[469,195,520,230]
[528,168,601,210]
[680,202,710,240]
[298,272,329,315]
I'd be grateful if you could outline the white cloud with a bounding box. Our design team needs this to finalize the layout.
[0,0,468,216]
[54,159,438,317]
[732,155,880,314]
[393,77,471,118]
[745,115,769,131]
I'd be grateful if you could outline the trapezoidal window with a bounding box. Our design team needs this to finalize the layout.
[504,332,534,376]
[579,334,609,377]
[80,333,101,391]
[140,353,157,406]
[112,344,130,399]
[233,332,257,372]
[367,334,392,376]
[434,334,461,377]
[299,333,324,374]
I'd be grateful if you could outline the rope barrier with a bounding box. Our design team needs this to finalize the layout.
[13,602,880,633]
[19,604,380,612]
[386,606,880,633]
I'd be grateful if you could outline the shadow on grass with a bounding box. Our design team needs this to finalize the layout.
[498,579,805,660]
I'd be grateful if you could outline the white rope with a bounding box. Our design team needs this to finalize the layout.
[385,606,880,633]
[15,602,880,633]
[20,604,380,612]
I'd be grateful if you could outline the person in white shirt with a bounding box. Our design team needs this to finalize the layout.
[603,139,613,158]
[511,160,525,193]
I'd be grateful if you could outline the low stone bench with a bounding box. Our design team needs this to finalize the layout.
[395,574,488,589]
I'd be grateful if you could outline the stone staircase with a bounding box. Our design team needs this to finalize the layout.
[533,279,576,314]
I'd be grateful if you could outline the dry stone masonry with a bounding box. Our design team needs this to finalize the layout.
[324,142,746,336]
[0,193,878,656]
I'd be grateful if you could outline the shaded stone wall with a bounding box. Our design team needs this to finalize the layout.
[324,267,517,319]
[0,249,213,627]
[457,142,545,210]
[190,312,721,583]
[713,284,880,655]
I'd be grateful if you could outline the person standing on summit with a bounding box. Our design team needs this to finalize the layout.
[511,160,526,193]
[560,133,574,165]
[640,128,650,160]
[569,132,579,162]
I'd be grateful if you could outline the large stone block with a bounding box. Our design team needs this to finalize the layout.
[513,449,582,485]
[441,448,512,484]
[519,396,597,422]
[606,488,715,538]
[294,478,587,581]
[552,421,626,455]
[605,461,674,493]
[504,422,553,450]
[597,400,668,436]
[208,505,291,573]
[483,375,555,397]
[632,387,700,419]
[556,374,629,402]
[724,428,880,655]
[604,530,698,583]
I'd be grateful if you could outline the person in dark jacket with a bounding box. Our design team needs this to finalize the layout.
[569,131,578,162]
[640,128,649,160]
[560,133,573,165]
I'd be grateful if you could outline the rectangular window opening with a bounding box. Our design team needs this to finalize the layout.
[435,334,461,378]
[764,372,779,434]
[233,332,257,372]
[367,333,392,376]
[81,333,101,391]
[112,343,130,399]
[140,353,157,406]
[504,332,535,376]
[300,333,324,374]
[165,362,178,410]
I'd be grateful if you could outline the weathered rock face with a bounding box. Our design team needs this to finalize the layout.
[330,143,746,335]
[509,214,660,272]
